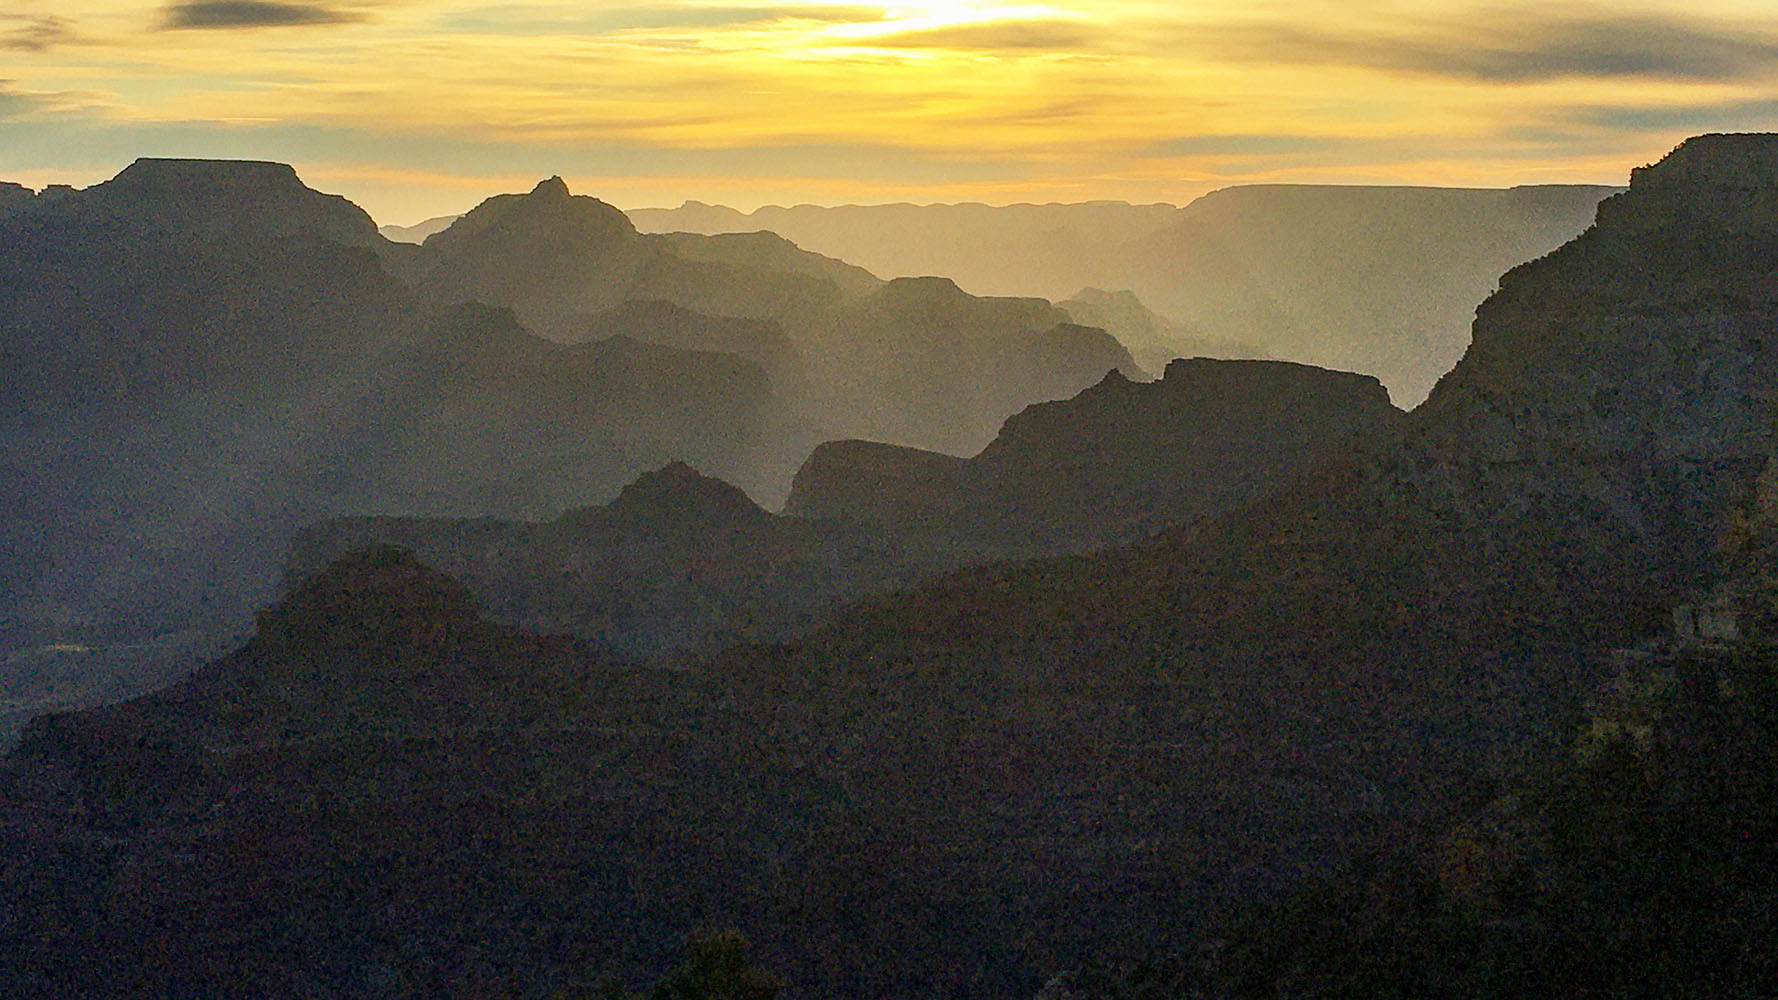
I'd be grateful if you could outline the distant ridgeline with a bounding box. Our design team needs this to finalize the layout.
[4,135,1778,998]
[629,184,1617,404]
[0,158,1146,706]
[284,360,1403,661]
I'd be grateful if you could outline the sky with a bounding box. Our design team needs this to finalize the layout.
[6,0,1778,223]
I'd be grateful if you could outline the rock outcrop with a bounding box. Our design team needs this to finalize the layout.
[788,358,1402,555]
[1403,134,1778,598]
[784,440,967,525]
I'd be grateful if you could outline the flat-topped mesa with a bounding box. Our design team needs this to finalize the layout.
[984,357,1396,459]
[784,440,967,523]
[788,357,1402,551]
[1157,357,1393,407]
[112,156,302,192]
[79,157,382,246]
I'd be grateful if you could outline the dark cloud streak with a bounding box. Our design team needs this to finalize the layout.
[161,1,363,30]
[1196,14,1778,83]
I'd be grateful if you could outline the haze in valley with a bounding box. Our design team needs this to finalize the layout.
[7,3,1778,998]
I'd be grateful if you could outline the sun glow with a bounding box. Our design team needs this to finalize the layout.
[832,1,1082,39]
[7,0,1778,220]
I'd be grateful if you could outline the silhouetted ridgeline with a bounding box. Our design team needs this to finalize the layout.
[627,199,1184,300]
[285,357,1391,660]
[394,176,1147,465]
[0,159,1150,732]
[3,135,1777,998]
[631,184,1617,404]
[788,358,1402,558]
[0,159,770,702]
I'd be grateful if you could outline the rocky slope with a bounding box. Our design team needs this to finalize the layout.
[788,358,1402,557]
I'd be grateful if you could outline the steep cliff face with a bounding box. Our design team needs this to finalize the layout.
[784,440,968,524]
[1406,134,1778,594]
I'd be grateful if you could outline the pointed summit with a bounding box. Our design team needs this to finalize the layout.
[531,175,571,199]
[602,462,766,527]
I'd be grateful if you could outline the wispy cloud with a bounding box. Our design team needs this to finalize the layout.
[1194,12,1778,83]
[443,4,885,37]
[161,1,364,30]
[2,14,74,51]
[1142,134,1343,158]
[865,18,1100,52]
[1541,98,1778,134]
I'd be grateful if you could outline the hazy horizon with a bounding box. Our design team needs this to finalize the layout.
[9,160,1634,230]
[7,1,1776,222]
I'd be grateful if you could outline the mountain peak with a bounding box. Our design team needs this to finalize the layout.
[77,157,380,246]
[531,175,571,199]
[254,544,482,648]
[604,462,765,525]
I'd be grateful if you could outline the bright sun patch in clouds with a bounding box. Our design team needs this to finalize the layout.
[7,0,1778,221]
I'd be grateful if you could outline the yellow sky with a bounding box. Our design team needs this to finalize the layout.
[6,0,1778,221]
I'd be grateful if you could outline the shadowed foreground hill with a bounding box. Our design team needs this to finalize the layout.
[1,547,1267,998]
